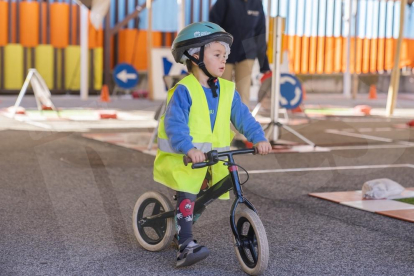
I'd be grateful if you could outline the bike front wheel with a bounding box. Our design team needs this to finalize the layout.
[132,191,175,252]
[233,208,269,275]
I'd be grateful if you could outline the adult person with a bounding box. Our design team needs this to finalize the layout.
[209,0,271,106]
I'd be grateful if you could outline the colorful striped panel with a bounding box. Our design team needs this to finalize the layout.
[4,44,23,89]
[20,2,39,47]
[93,47,103,90]
[65,46,80,90]
[0,1,7,46]
[50,3,69,48]
[35,45,54,89]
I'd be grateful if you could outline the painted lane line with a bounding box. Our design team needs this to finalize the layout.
[14,116,53,129]
[244,164,414,174]
[325,129,394,142]
[327,144,414,151]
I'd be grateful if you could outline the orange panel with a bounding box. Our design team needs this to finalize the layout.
[308,36,317,73]
[377,38,385,71]
[96,30,103,48]
[11,2,16,43]
[88,22,97,49]
[0,1,7,45]
[50,3,69,48]
[369,38,377,73]
[410,40,414,68]
[70,4,78,45]
[400,39,410,67]
[384,38,394,70]
[316,36,325,74]
[333,37,342,73]
[324,37,334,74]
[287,35,295,70]
[20,2,39,47]
[355,38,363,73]
[41,2,47,44]
[300,37,309,73]
[293,36,301,74]
[362,38,370,73]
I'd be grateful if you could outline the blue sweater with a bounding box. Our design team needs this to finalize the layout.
[164,80,266,154]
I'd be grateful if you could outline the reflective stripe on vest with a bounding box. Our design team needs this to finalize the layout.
[158,138,230,154]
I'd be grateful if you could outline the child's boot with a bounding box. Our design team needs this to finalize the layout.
[176,238,209,267]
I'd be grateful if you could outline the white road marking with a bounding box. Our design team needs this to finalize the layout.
[244,164,414,174]
[326,129,394,142]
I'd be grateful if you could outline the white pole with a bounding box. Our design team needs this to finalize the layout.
[343,0,353,98]
[386,0,407,116]
[270,16,282,142]
[177,0,185,32]
[147,0,153,99]
[266,0,271,42]
[80,5,89,100]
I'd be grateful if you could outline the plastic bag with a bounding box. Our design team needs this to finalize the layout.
[362,178,404,199]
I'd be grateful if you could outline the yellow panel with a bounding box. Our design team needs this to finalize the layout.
[35,45,54,89]
[5,44,23,89]
[93,47,102,90]
[65,46,80,90]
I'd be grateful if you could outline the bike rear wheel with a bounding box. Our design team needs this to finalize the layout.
[132,191,175,251]
[233,209,269,275]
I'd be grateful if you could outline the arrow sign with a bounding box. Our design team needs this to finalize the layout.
[113,63,139,89]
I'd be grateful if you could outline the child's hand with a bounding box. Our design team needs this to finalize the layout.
[255,141,272,155]
[187,148,206,164]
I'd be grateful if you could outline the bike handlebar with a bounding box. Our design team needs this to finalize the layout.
[183,147,258,169]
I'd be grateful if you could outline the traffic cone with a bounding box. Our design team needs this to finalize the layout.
[368,84,377,99]
[100,84,110,102]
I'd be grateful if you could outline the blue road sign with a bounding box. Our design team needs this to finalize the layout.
[113,63,139,89]
[280,73,302,110]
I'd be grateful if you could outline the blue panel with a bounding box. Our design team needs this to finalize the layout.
[310,0,319,36]
[272,0,279,17]
[110,0,116,28]
[193,0,200,23]
[296,0,305,36]
[403,4,410,39]
[287,0,297,35]
[333,0,342,37]
[378,0,386,39]
[365,0,373,39]
[357,0,366,38]
[385,1,394,39]
[325,0,335,37]
[185,0,191,25]
[342,0,350,37]
[202,0,210,21]
[393,1,400,39]
[370,0,379,39]
[409,4,414,39]
[128,0,135,29]
[118,0,126,25]
[279,0,288,18]
[304,0,312,37]
[318,0,327,36]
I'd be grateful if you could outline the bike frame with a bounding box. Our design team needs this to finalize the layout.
[138,148,258,248]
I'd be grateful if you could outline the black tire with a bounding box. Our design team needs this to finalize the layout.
[233,209,269,275]
[132,191,175,251]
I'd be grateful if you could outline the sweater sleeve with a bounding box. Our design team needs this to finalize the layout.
[231,91,267,144]
[164,85,195,155]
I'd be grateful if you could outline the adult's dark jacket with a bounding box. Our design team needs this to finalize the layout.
[209,0,270,73]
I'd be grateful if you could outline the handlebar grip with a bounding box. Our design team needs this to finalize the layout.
[191,162,208,169]
[183,153,208,166]
[253,146,259,155]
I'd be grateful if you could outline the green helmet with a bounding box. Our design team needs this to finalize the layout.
[172,21,233,64]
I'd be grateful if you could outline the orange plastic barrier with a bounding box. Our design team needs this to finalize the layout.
[308,37,317,73]
[377,38,385,71]
[70,4,78,45]
[11,2,16,43]
[369,39,378,73]
[342,37,355,73]
[287,35,295,70]
[41,2,47,44]
[384,38,394,70]
[400,39,410,67]
[316,37,325,74]
[324,36,334,74]
[50,3,69,48]
[410,40,414,67]
[333,37,342,73]
[300,37,309,73]
[118,29,162,70]
[293,36,301,74]
[0,1,7,46]
[362,38,370,73]
[20,2,39,47]
[355,38,363,73]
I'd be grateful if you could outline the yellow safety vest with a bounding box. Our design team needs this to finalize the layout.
[154,74,235,197]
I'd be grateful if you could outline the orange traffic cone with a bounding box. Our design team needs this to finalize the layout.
[100,84,110,102]
[368,84,377,99]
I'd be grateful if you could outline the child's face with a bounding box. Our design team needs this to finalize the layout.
[195,42,227,78]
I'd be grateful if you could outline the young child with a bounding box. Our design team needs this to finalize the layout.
[153,22,272,267]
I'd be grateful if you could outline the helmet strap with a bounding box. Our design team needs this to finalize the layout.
[184,47,218,98]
